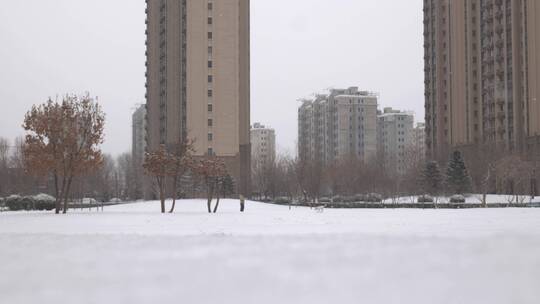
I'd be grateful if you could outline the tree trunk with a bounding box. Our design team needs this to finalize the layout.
[207,184,214,213]
[62,176,74,214]
[169,176,178,213]
[160,182,165,214]
[169,197,176,213]
[213,196,221,213]
[53,171,61,214]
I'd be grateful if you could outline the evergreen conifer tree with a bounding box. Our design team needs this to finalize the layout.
[420,161,443,196]
[446,150,472,194]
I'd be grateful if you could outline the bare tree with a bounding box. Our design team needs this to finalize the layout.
[0,137,9,196]
[167,138,195,213]
[23,95,105,214]
[496,155,531,204]
[143,145,173,213]
[194,156,227,213]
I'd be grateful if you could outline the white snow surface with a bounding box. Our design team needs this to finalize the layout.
[1,200,540,304]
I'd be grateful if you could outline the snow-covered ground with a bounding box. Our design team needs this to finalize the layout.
[1,200,540,304]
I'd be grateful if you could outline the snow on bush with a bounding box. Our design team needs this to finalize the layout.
[417,195,434,203]
[33,194,56,211]
[332,196,344,203]
[342,196,356,203]
[6,195,24,211]
[110,198,122,203]
[5,194,56,211]
[450,195,466,203]
[319,197,331,203]
[366,193,383,203]
[34,194,55,202]
[354,194,366,202]
[274,197,291,204]
[82,198,98,205]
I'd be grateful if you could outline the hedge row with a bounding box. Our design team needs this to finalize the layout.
[4,194,56,211]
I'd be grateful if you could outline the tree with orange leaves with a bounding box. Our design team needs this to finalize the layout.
[194,156,227,213]
[23,94,105,214]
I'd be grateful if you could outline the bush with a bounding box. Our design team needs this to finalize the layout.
[274,197,291,204]
[110,198,122,203]
[342,196,356,203]
[366,193,383,203]
[354,194,366,202]
[417,195,434,203]
[450,194,466,204]
[5,194,56,211]
[332,196,344,203]
[33,194,56,211]
[20,196,35,210]
[319,197,331,203]
[82,198,98,205]
[6,195,23,211]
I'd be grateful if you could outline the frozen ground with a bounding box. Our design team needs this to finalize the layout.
[1,200,540,304]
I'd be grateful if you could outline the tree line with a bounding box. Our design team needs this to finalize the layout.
[252,144,540,205]
[0,94,238,214]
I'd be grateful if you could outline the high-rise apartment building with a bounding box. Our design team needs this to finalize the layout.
[250,123,276,169]
[424,0,540,160]
[298,87,378,164]
[132,104,147,199]
[377,108,415,175]
[145,0,251,194]
[132,105,147,169]
[414,122,427,159]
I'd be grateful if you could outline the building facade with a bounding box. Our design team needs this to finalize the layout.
[132,105,147,170]
[145,0,251,194]
[377,108,415,175]
[250,123,276,169]
[132,105,148,199]
[298,87,378,164]
[414,122,427,159]
[424,0,540,160]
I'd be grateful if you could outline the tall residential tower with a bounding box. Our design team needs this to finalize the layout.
[145,0,251,194]
[424,0,540,160]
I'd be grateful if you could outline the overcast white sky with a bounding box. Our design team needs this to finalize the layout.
[0,0,424,156]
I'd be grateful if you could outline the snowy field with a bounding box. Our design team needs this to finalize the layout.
[1,200,540,304]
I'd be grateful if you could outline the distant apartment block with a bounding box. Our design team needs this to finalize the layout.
[298,87,378,164]
[132,105,147,168]
[377,108,414,175]
[424,0,540,160]
[145,0,251,194]
[250,123,276,169]
[132,104,147,198]
[414,122,426,159]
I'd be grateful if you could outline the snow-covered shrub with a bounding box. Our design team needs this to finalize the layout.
[319,197,331,203]
[274,197,291,204]
[33,194,56,211]
[21,196,36,210]
[82,198,98,205]
[417,195,434,203]
[366,193,383,203]
[6,195,23,211]
[332,196,344,203]
[342,196,356,203]
[354,194,366,202]
[450,195,466,203]
[110,198,122,203]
